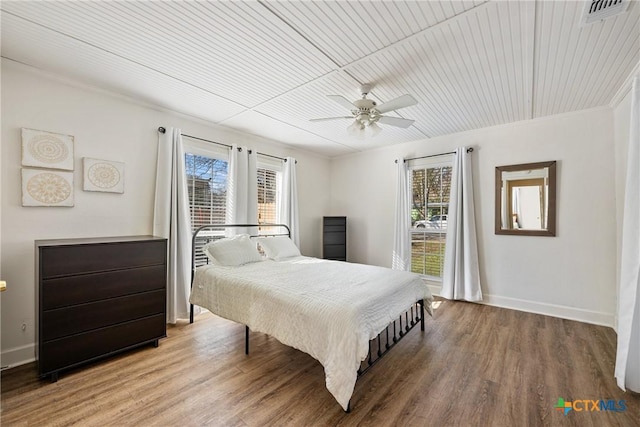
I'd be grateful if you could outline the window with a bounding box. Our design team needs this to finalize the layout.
[409,160,452,278]
[185,153,228,228]
[184,151,228,266]
[184,145,283,266]
[257,167,278,225]
[257,155,282,233]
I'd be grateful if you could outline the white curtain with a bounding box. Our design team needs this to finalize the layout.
[616,75,640,393]
[392,158,411,270]
[226,145,258,235]
[153,128,192,323]
[279,157,300,247]
[512,188,521,229]
[441,147,482,301]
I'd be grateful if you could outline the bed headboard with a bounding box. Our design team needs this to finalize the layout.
[191,223,291,272]
[189,223,291,324]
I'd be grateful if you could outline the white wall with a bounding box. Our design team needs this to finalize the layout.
[0,60,331,367]
[330,107,617,326]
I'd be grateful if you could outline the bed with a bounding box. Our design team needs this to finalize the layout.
[188,224,433,411]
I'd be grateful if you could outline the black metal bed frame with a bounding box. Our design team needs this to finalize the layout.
[189,223,426,412]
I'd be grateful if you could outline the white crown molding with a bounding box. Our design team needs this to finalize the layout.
[610,60,640,108]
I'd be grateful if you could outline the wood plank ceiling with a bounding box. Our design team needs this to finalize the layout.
[1,1,638,157]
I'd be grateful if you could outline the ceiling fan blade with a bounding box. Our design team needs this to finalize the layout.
[378,116,415,128]
[327,95,356,110]
[375,94,418,114]
[309,116,353,122]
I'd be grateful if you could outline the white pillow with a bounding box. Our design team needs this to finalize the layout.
[203,234,262,266]
[256,236,301,260]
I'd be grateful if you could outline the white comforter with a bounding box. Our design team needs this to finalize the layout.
[189,256,432,410]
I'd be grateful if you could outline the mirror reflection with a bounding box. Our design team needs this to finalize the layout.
[495,161,556,236]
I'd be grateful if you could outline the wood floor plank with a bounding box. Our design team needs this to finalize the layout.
[2,300,639,426]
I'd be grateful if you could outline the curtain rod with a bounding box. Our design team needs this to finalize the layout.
[158,127,291,162]
[395,147,474,163]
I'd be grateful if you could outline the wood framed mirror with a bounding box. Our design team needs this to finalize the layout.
[495,161,556,236]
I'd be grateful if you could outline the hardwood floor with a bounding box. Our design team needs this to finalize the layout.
[2,300,639,426]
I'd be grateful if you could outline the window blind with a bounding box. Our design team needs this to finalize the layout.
[257,167,279,233]
[185,152,228,267]
[410,164,452,278]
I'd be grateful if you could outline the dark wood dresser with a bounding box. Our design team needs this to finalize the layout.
[36,236,167,381]
[322,216,347,261]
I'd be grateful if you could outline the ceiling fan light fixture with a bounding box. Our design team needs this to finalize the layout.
[347,119,364,136]
[313,84,417,138]
[369,121,382,137]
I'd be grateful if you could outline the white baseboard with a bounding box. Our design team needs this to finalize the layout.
[479,294,615,327]
[427,284,615,328]
[426,284,442,298]
[1,343,35,370]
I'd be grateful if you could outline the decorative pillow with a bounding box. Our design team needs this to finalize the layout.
[203,234,262,266]
[256,236,301,260]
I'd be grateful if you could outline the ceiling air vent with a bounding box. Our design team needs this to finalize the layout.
[581,0,630,25]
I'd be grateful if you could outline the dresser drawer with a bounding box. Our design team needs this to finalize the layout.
[42,265,166,310]
[323,232,346,245]
[42,290,165,341]
[40,314,166,375]
[40,240,166,278]
[324,244,346,259]
[324,217,346,227]
[324,225,346,233]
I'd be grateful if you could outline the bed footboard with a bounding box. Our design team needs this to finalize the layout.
[358,299,425,377]
[346,299,426,412]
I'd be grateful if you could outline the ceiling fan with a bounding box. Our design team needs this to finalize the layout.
[310,84,417,137]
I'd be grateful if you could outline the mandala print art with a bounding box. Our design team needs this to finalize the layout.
[28,134,69,164]
[88,162,120,189]
[27,173,72,204]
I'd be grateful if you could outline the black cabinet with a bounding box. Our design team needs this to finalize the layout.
[36,236,167,381]
[323,216,346,261]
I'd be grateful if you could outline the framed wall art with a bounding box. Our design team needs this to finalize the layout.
[83,157,125,193]
[21,128,74,171]
[22,168,74,207]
